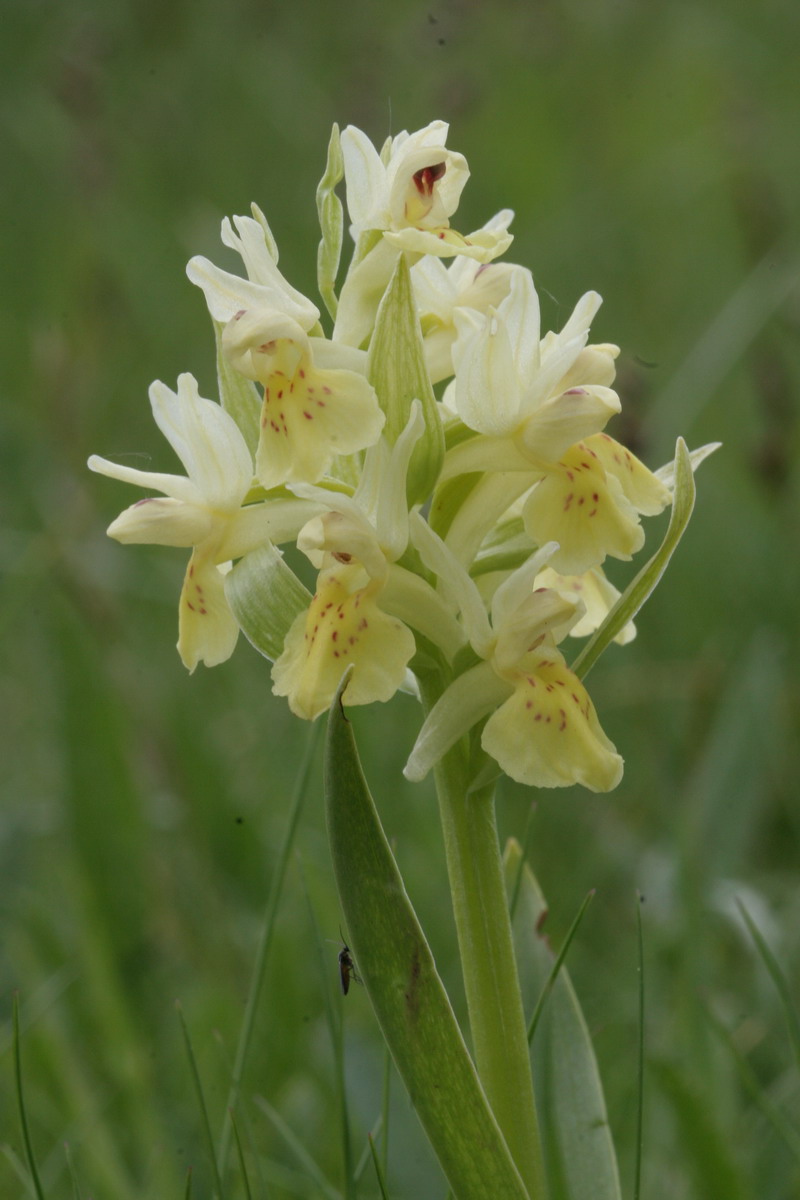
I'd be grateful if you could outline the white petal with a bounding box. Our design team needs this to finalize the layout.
[341,125,389,232]
[489,542,560,632]
[528,291,603,408]
[221,213,320,321]
[491,591,580,677]
[500,268,541,388]
[88,454,202,505]
[186,256,319,328]
[452,307,521,436]
[107,497,213,546]
[148,374,254,509]
[220,498,324,560]
[408,511,492,652]
[519,385,621,463]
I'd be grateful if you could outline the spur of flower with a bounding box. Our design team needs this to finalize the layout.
[437,267,671,573]
[88,374,315,671]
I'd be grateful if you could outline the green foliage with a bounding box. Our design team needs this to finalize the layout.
[505,848,622,1200]
[324,678,529,1199]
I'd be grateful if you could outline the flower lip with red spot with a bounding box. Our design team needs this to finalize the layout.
[413,161,447,197]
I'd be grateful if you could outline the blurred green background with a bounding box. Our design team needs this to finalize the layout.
[2,0,799,1196]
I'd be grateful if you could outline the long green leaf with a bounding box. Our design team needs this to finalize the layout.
[736,897,800,1072]
[705,1005,800,1165]
[176,1001,226,1200]
[650,1060,749,1200]
[525,891,595,1045]
[633,896,645,1200]
[570,437,696,680]
[253,1098,340,1200]
[325,677,530,1200]
[217,722,321,1175]
[504,842,622,1200]
[12,995,46,1200]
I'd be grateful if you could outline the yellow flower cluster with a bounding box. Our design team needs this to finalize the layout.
[89,120,703,793]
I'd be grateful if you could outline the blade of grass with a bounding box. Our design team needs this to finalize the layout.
[705,1006,800,1164]
[2,1145,41,1197]
[651,1059,749,1200]
[218,721,321,1174]
[63,1143,83,1200]
[381,1044,391,1181]
[253,1097,340,1200]
[647,242,800,450]
[526,891,595,1044]
[9,944,137,1199]
[211,1033,269,1199]
[12,994,46,1200]
[367,1134,390,1200]
[736,897,800,1072]
[633,894,645,1200]
[176,1001,226,1200]
[354,1115,383,1184]
[230,1110,256,1200]
[507,845,622,1200]
[301,871,355,1200]
[184,1167,193,1200]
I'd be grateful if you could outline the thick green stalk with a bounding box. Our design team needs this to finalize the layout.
[422,682,546,1199]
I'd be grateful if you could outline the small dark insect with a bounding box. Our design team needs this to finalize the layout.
[338,939,360,995]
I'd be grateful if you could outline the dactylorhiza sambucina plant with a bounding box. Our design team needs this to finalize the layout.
[89,120,716,1200]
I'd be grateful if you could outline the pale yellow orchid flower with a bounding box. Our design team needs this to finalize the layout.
[88,374,315,671]
[440,268,670,573]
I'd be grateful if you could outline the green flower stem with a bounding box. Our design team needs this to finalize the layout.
[421,681,546,1199]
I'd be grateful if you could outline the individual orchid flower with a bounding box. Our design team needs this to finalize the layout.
[410,210,517,384]
[341,121,511,257]
[272,405,464,719]
[333,121,514,347]
[533,564,636,644]
[186,208,321,330]
[438,268,670,573]
[221,306,386,488]
[472,550,636,647]
[187,210,385,485]
[88,374,317,671]
[405,521,624,792]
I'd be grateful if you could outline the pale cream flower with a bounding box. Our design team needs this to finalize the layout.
[88,374,313,670]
